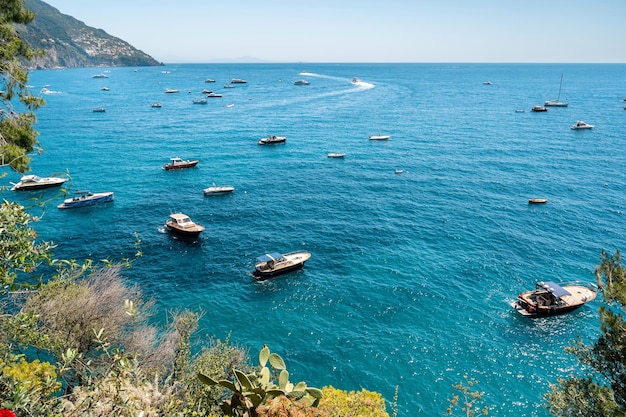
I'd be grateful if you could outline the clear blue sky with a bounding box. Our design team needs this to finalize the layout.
[42,0,625,63]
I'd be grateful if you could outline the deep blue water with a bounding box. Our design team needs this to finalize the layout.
[5,63,626,416]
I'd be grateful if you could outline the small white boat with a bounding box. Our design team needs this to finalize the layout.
[205,78,215,83]
[58,190,114,209]
[206,92,223,98]
[327,153,346,158]
[483,81,492,85]
[11,175,67,191]
[571,120,594,130]
[528,198,548,204]
[101,87,110,91]
[165,88,179,93]
[193,98,208,104]
[92,107,106,113]
[92,73,108,79]
[203,184,235,195]
[231,78,247,84]
[151,103,162,108]
[224,83,235,89]
[369,135,390,140]
[258,135,286,145]
[515,109,525,113]
[394,169,404,174]
[226,103,235,108]
[294,80,310,85]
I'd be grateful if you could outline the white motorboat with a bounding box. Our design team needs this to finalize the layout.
[327,153,346,158]
[11,174,67,191]
[294,80,310,85]
[571,120,594,130]
[203,184,235,195]
[258,135,286,145]
[252,251,311,280]
[57,190,114,209]
[369,135,390,140]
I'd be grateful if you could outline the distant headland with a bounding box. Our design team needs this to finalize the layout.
[18,0,162,69]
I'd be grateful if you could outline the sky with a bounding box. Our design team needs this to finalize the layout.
[41,0,626,64]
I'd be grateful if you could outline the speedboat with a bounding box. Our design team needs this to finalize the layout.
[258,135,286,145]
[327,153,346,158]
[528,198,548,204]
[163,157,199,171]
[252,251,311,280]
[231,78,247,84]
[164,89,179,93]
[57,190,114,209]
[531,106,548,112]
[151,103,162,108]
[92,73,108,78]
[571,120,594,130]
[11,174,67,191]
[92,107,106,113]
[203,184,235,195]
[205,78,215,83]
[165,213,204,238]
[206,92,223,98]
[511,281,596,317]
[369,135,390,140]
[193,98,207,104]
[294,80,310,85]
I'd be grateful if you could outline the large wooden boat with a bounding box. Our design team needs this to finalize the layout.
[252,251,311,281]
[165,213,204,238]
[511,281,597,317]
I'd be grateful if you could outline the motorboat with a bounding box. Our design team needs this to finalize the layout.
[294,80,310,85]
[163,157,199,171]
[483,81,492,85]
[531,106,548,112]
[202,89,213,94]
[101,87,110,91]
[511,281,597,317]
[206,92,223,98]
[92,107,106,113]
[164,89,179,93]
[226,104,235,108]
[224,83,235,88]
[11,174,67,191]
[92,73,108,78]
[394,169,404,174]
[165,213,204,238]
[231,78,247,84]
[571,120,594,130]
[57,190,114,209]
[252,251,312,280]
[203,184,235,195]
[151,103,162,108]
[193,98,207,104]
[327,153,346,158]
[258,135,286,145]
[369,135,390,140]
[528,198,548,204]
[205,78,215,83]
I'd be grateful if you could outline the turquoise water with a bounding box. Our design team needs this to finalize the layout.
[6,63,626,416]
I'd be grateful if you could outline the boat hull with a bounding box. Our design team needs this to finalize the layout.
[163,161,199,170]
[165,224,203,238]
[252,251,311,281]
[253,262,306,281]
[12,181,66,191]
[58,192,114,209]
[510,300,584,317]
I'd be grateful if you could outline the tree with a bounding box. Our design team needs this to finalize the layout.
[545,250,626,417]
[0,0,44,173]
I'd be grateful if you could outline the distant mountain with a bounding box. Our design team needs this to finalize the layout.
[17,0,162,69]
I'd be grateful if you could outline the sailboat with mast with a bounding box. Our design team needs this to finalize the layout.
[544,74,568,107]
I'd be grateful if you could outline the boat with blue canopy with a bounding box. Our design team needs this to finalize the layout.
[252,251,311,280]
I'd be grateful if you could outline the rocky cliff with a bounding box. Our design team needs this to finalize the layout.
[18,0,162,69]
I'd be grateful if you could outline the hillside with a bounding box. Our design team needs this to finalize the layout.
[18,0,162,69]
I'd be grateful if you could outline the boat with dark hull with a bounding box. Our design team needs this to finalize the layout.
[511,281,597,317]
[252,251,311,281]
[57,190,114,209]
[258,135,286,145]
[165,213,204,238]
[11,175,67,191]
[163,157,199,171]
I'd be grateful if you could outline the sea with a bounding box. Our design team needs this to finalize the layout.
[5,63,626,416]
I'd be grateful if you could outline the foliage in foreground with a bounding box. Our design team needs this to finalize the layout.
[545,250,626,417]
[445,376,488,417]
